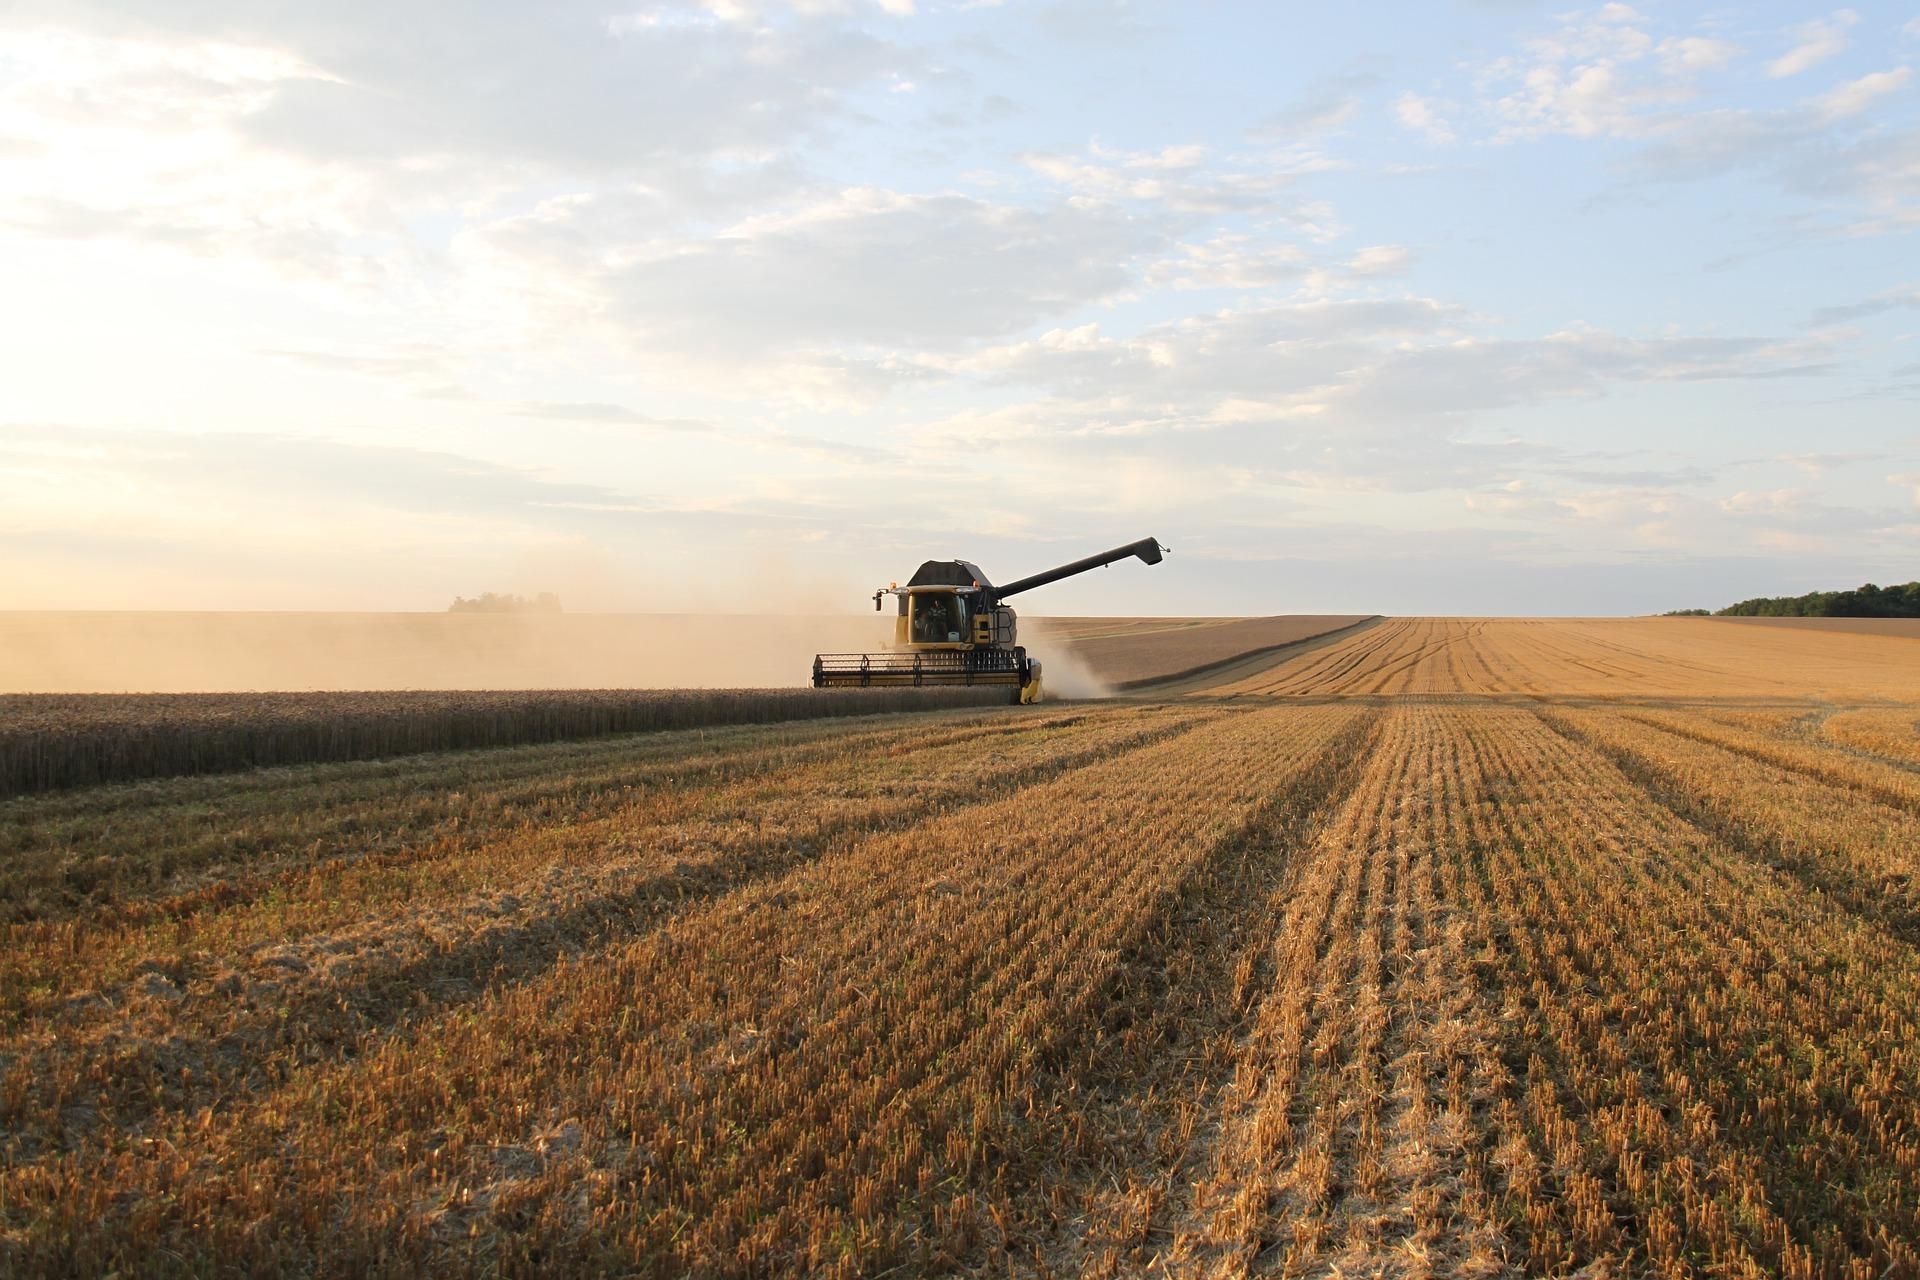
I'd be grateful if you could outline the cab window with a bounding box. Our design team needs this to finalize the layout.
[911,593,963,643]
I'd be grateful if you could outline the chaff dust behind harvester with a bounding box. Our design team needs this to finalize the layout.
[811,537,1167,704]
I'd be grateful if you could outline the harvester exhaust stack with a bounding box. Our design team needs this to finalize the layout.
[812,536,1169,704]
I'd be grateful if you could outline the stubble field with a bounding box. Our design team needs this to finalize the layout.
[4,617,1920,1277]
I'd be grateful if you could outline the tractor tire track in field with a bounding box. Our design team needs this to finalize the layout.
[1134,617,1387,697]
[0,707,1107,1023]
[1541,708,1920,949]
[1207,619,1400,696]
[1169,706,1516,1278]
[2,706,1086,930]
[975,706,1387,1277]
[1624,707,1920,815]
[0,705,1229,1165]
[1814,708,1920,771]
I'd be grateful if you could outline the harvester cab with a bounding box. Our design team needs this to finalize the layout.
[812,537,1167,704]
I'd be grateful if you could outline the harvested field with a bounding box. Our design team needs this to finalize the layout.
[1029,614,1375,687]
[1822,708,1920,765]
[7,619,1920,1277]
[1211,615,1920,700]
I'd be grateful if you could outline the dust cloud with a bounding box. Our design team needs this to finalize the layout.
[1021,630,1113,701]
[0,606,1112,698]
[0,612,896,693]
[490,545,871,618]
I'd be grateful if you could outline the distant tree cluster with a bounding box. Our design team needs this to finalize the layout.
[1661,608,1712,616]
[1666,581,1920,618]
[448,592,563,614]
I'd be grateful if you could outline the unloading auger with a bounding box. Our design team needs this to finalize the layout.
[811,537,1168,704]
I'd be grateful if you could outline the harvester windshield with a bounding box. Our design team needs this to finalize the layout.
[911,593,962,643]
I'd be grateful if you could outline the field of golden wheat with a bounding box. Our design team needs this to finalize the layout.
[0,687,1010,798]
[4,617,1920,1277]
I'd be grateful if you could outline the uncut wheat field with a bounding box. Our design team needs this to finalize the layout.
[6,616,1920,1278]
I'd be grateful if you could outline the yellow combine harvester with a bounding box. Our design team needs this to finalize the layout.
[812,537,1167,703]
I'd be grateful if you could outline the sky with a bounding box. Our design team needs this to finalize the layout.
[1,1,1916,617]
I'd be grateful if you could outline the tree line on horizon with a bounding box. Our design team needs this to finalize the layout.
[1665,580,1920,619]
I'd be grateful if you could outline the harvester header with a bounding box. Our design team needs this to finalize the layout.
[813,536,1169,703]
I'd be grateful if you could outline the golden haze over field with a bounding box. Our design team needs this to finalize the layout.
[6,615,1920,1275]
[0,612,892,693]
[0,611,1370,695]
[12,610,1914,698]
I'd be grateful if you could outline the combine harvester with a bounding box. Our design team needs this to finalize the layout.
[812,537,1167,703]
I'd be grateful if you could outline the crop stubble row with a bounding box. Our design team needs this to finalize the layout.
[0,704,1093,925]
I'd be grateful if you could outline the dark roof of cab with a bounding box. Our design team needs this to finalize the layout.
[906,559,992,588]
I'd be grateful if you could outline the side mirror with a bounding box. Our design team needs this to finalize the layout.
[873,591,884,612]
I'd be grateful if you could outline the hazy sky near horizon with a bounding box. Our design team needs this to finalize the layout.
[2,1,1917,616]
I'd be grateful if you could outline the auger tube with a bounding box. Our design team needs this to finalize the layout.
[993,537,1166,601]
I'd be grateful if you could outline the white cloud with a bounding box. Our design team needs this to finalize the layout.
[467,186,1166,374]
[1020,144,1301,215]
[1479,6,1722,140]
[1657,36,1739,73]
[1446,5,1916,241]
[1395,93,1456,145]
[915,306,1834,523]
[0,29,390,279]
[1143,235,1308,290]
[1768,10,1858,78]
[11,2,913,176]
[1812,285,1920,326]
[0,5,920,293]
[1815,67,1913,121]
[1346,245,1411,276]
[1622,97,1920,235]
[1255,74,1379,139]
[1557,486,1677,523]
[1719,488,1808,515]
[509,402,712,432]
[1022,152,1175,201]
[1115,143,1210,171]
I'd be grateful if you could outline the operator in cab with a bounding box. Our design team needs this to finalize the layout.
[912,593,956,644]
